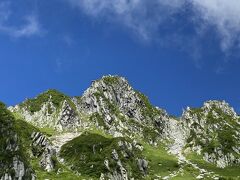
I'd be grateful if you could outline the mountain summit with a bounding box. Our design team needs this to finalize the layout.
[1,75,240,180]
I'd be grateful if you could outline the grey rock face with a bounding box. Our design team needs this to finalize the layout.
[8,76,170,142]
[104,159,110,171]
[3,76,240,179]
[137,159,148,175]
[9,99,80,132]
[76,75,169,140]
[31,132,56,172]
[40,148,55,172]
[0,156,27,180]
[13,156,25,179]
[31,132,48,147]
[1,174,12,180]
[112,149,119,160]
[181,100,240,168]
[56,100,80,131]
[203,100,238,118]
[100,139,148,180]
[103,147,129,180]
[80,76,149,122]
[103,160,128,180]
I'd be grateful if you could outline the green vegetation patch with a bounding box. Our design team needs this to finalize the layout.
[19,89,76,114]
[172,164,203,180]
[142,126,160,142]
[142,143,179,179]
[60,132,143,179]
[186,105,239,157]
[0,102,33,178]
[89,113,109,130]
[14,119,39,151]
[30,157,85,180]
[135,91,161,120]
[101,76,120,85]
[186,152,240,179]
[39,127,57,137]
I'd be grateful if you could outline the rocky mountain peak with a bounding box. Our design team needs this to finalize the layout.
[81,75,135,110]
[18,89,73,113]
[80,75,165,121]
[9,89,80,131]
[182,100,240,168]
[93,75,129,87]
[202,100,238,118]
[77,75,169,139]
[9,75,170,141]
[1,76,240,179]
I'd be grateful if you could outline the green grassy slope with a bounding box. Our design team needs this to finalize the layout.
[0,102,33,179]
[19,89,76,114]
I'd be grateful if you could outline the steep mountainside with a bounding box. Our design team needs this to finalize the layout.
[182,101,240,168]
[0,102,35,180]
[75,76,169,140]
[60,132,148,179]
[2,75,240,180]
[9,90,80,131]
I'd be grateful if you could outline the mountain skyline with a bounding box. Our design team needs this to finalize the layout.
[1,1,240,179]
[6,75,240,117]
[1,0,240,116]
[1,75,239,179]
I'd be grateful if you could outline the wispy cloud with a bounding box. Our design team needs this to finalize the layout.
[67,0,185,41]
[0,1,43,38]
[192,0,240,52]
[0,15,43,38]
[62,34,75,46]
[0,1,11,22]
[66,0,240,53]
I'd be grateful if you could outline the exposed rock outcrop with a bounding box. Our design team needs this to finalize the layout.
[31,132,56,172]
[75,75,170,141]
[2,75,240,179]
[9,90,81,131]
[137,158,148,175]
[181,100,240,168]
[60,132,146,179]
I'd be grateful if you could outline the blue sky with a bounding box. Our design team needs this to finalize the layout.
[1,0,240,116]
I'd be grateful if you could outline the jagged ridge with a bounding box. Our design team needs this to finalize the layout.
[2,75,240,179]
[182,100,240,168]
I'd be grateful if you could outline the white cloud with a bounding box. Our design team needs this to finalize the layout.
[0,1,43,38]
[0,16,42,38]
[66,0,240,52]
[191,0,240,52]
[0,1,11,22]
[67,0,185,41]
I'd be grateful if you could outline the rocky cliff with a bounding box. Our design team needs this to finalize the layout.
[9,90,80,131]
[182,100,240,168]
[2,75,240,180]
[75,75,169,140]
